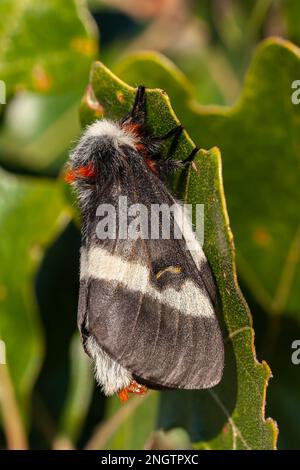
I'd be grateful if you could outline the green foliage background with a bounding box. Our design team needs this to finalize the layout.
[0,0,299,450]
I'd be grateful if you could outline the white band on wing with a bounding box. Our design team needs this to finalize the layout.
[80,246,214,319]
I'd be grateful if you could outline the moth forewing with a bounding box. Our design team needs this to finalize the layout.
[67,86,224,400]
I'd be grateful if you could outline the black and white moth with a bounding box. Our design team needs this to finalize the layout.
[66,86,224,401]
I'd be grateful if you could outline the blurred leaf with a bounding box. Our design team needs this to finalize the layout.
[86,393,159,450]
[262,314,300,450]
[78,61,277,449]
[56,333,94,447]
[114,49,236,108]
[0,91,81,174]
[0,170,69,416]
[179,148,276,449]
[111,50,235,122]
[244,284,300,450]
[112,39,300,321]
[0,0,98,95]
[282,0,300,46]
[186,38,300,320]
[114,52,194,114]
[145,428,192,450]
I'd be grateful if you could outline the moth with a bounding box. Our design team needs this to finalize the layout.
[66,86,224,401]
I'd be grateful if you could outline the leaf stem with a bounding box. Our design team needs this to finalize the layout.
[0,364,28,449]
[85,394,149,450]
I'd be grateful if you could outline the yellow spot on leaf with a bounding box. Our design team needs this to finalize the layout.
[29,244,43,262]
[70,37,97,56]
[32,65,52,92]
[223,423,229,434]
[253,227,271,247]
[116,91,125,103]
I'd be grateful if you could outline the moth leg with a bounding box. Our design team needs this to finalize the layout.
[120,85,146,126]
[118,388,129,403]
[118,380,148,402]
[154,146,199,177]
[130,85,146,124]
[182,147,199,165]
[155,124,183,155]
[155,158,183,176]
[148,125,183,162]
[157,124,183,142]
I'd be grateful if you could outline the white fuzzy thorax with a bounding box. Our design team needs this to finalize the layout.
[84,119,136,149]
[86,336,132,395]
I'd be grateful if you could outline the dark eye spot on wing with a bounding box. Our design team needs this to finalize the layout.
[156,266,182,279]
[151,264,186,290]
